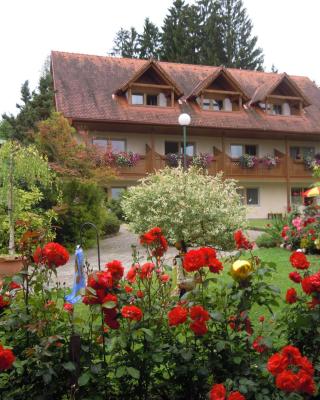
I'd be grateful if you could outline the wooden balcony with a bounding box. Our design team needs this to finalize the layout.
[117,146,314,181]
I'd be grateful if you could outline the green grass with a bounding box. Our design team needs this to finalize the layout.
[247,218,269,231]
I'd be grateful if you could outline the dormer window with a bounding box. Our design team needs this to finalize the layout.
[189,67,249,112]
[115,60,183,108]
[252,73,310,116]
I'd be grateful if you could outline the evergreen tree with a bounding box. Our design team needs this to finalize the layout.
[112,27,139,58]
[161,0,197,63]
[196,0,223,65]
[217,0,264,70]
[138,18,161,60]
[1,59,54,142]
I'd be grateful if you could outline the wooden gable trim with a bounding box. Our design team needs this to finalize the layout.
[187,67,250,102]
[114,60,183,98]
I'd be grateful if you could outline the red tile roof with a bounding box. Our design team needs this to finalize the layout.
[51,51,320,134]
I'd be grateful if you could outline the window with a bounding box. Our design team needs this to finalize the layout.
[290,146,315,160]
[165,141,195,156]
[236,187,259,205]
[110,139,126,152]
[131,92,169,107]
[132,93,144,105]
[202,98,228,111]
[230,144,257,158]
[93,139,126,152]
[291,187,311,206]
[93,139,108,149]
[272,104,282,115]
[246,188,259,205]
[111,187,126,200]
[146,94,158,106]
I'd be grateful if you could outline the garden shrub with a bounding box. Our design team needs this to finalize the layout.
[122,167,247,250]
[1,228,320,399]
[102,210,120,236]
[256,233,278,248]
[56,180,109,247]
[107,197,125,221]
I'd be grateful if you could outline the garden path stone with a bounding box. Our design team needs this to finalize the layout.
[56,225,262,287]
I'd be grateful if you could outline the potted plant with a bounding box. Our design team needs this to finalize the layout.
[190,153,214,169]
[261,154,280,169]
[0,141,51,276]
[239,154,258,168]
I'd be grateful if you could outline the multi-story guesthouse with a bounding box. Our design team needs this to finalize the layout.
[51,51,320,218]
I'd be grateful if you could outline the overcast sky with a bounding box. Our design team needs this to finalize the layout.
[1,0,319,115]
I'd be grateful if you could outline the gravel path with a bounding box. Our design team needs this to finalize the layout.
[57,225,262,286]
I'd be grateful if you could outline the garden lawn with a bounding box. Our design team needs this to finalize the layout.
[247,218,269,231]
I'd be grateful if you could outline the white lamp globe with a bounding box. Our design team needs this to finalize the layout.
[178,113,191,126]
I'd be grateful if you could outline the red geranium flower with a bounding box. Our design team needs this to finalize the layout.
[41,242,69,268]
[139,262,154,279]
[105,260,124,281]
[102,293,117,305]
[286,288,298,304]
[121,305,143,321]
[168,305,188,326]
[234,230,253,250]
[199,247,217,264]
[289,251,310,270]
[136,290,144,298]
[289,271,302,283]
[296,370,316,395]
[63,303,73,313]
[209,383,226,400]
[228,392,246,400]
[140,227,168,257]
[183,249,206,272]
[0,344,15,371]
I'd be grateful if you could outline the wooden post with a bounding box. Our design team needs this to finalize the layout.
[221,135,226,172]
[151,133,155,172]
[285,137,291,211]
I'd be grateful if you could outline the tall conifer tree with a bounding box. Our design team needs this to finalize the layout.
[138,18,161,60]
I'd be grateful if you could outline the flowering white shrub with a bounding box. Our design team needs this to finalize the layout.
[122,166,247,249]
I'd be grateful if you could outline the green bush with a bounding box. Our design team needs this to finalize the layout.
[107,197,125,221]
[103,210,120,235]
[56,180,109,248]
[256,232,278,248]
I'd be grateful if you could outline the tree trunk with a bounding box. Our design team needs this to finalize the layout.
[8,148,15,255]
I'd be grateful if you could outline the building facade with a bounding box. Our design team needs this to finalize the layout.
[51,51,320,218]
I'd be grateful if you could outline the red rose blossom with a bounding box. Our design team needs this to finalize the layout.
[139,262,154,279]
[125,285,133,293]
[140,227,168,257]
[252,336,267,353]
[63,303,73,313]
[228,392,246,400]
[289,271,302,283]
[190,319,208,336]
[209,383,226,400]
[289,251,310,270]
[105,260,124,281]
[168,306,188,326]
[234,230,253,250]
[42,242,69,267]
[0,344,15,371]
[183,249,206,272]
[208,258,223,274]
[189,305,210,322]
[126,266,137,283]
[267,353,289,376]
[136,290,144,298]
[286,288,298,304]
[160,274,170,283]
[0,295,10,309]
[121,305,143,321]
[275,370,297,392]
[9,281,21,290]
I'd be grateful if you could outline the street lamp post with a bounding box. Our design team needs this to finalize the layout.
[178,113,191,170]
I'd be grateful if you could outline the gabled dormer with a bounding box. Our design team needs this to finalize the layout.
[250,73,310,116]
[115,60,183,107]
[188,67,249,112]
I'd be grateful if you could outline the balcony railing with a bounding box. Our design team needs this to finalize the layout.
[116,146,315,180]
